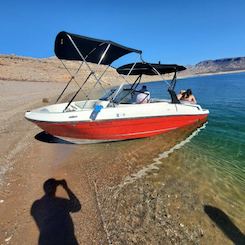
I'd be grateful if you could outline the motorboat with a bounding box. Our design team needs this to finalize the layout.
[25,31,209,143]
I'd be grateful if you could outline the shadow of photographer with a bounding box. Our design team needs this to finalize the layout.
[31,179,81,245]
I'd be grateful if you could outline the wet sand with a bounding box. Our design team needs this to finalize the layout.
[0,80,243,244]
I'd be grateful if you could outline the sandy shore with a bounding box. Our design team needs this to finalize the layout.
[0,80,112,244]
[0,79,241,245]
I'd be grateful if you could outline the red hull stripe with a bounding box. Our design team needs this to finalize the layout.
[34,114,208,140]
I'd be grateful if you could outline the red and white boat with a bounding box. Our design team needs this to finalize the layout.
[25,32,209,143]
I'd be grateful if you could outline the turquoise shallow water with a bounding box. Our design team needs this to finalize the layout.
[144,72,245,226]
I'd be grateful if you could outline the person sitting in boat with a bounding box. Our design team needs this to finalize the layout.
[177,90,186,100]
[179,89,197,104]
[136,85,150,103]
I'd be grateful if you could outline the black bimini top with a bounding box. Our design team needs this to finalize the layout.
[54,31,142,65]
[117,62,186,75]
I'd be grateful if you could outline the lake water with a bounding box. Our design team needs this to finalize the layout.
[141,72,245,227]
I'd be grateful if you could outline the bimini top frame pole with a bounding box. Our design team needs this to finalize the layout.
[55,59,88,103]
[54,31,142,109]
[66,34,110,91]
[114,52,142,85]
[169,69,177,90]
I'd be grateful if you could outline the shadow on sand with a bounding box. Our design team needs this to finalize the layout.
[35,131,74,144]
[204,205,245,245]
[31,179,81,245]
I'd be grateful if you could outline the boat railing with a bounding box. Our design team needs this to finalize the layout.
[179,101,202,110]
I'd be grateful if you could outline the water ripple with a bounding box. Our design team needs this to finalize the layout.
[117,123,207,190]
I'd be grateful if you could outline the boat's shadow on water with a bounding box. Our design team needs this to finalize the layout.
[204,205,245,245]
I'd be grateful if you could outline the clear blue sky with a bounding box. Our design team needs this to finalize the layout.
[1,0,245,65]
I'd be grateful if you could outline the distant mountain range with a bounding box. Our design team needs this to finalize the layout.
[180,56,245,77]
[0,55,245,82]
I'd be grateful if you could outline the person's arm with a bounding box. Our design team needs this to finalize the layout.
[146,92,150,102]
[61,180,81,212]
[191,95,197,104]
[177,94,182,100]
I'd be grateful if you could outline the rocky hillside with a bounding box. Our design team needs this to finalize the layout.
[196,57,245,72]
[180,56,245,76]
[0,55,124,85]
[1,55,245,84]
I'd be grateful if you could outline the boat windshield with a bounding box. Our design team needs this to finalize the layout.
[113,84,138,104]
[99,88,117,101]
